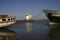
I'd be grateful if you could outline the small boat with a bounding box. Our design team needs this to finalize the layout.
[0,14,16,28]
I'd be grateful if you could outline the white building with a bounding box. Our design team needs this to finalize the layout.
[25,13,32,20]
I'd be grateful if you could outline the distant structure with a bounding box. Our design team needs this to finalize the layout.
[25,13,32,21]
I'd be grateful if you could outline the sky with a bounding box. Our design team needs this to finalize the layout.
[0,0,60,20]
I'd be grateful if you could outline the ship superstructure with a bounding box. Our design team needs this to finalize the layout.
[0,14,16,28]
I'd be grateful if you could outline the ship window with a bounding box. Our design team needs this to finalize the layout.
[11,18,13,20]
[2,18,6,21]
[8,19,10,21]
[48,13,52,16]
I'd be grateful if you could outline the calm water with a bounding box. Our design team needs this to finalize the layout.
[1,20,60,40]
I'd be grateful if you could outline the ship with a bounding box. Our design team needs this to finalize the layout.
[0,14,16,28]
[43,10,60,24]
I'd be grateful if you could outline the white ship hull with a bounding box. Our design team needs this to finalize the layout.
[0,21,15,28]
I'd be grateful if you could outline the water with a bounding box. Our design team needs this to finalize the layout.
[1,20,60,40]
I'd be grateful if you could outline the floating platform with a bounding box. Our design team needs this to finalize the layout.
[16,20,25,23]
[23,20,34,23]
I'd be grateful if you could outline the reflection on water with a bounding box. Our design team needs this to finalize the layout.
[7,20,60,40]
[48,25,60,40]
[0,28,16,40]
[25,22,32,32]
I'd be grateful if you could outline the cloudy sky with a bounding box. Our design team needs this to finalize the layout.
[0,0,60,20]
